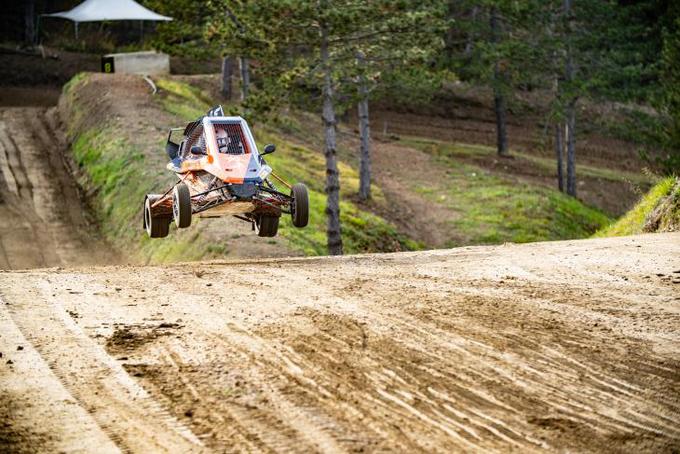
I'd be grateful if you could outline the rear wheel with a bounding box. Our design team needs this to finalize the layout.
[173,183,192,228]
[291,183,309,228]
[258,215,279,237]
[144,197,170,238]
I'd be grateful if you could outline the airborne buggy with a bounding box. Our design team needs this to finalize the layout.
[143,106,309,238]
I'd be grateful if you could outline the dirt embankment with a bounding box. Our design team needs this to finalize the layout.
[0,233,678,452]
[0,106,115,269]
[645,178,680,233]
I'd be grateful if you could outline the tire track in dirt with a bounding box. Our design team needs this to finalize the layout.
[0,298,120,453]
[0,234,678,452]
[0,107,115,269]
[1,285,205,453]
[0,118,54,267]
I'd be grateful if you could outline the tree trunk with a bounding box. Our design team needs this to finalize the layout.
[224,6,248,102]
[357,53,371,201]
[566,102,576,196]
[490,7,509,157]
[444,0,457,62]
[25,0,35,45]
[220,56,233,100]
[493,85,508,156]
[564,0,576,197]
[555,123,564,192]
[463,6,479,58]
[239,57,250,102]
[320,21,343,255]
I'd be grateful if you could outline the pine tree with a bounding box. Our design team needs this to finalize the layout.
[345,1,446,201]
[450,0,541,158]
[356,51,372,201]
[206,1,363,255]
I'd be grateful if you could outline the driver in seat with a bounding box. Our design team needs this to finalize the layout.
[216,128,244,155]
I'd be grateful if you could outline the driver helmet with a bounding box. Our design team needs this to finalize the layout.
[216,128,230,153]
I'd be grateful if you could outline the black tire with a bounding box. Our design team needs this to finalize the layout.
[173,183,192,228]
[144,197,170,238]
[291,183,309,228]
[258,215,279,237]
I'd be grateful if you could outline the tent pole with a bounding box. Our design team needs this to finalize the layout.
[74,21,78,40]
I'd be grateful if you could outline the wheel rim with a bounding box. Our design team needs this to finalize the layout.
[144,199,152,234]
[172,187,180,223]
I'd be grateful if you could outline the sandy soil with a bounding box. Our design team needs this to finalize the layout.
[367,139,459,248]
[0,233,678,452]
[0,107,115,268]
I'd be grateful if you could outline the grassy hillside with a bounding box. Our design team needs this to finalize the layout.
[59,73,418,262]
[596,177,679,236]
[393,138,611,245]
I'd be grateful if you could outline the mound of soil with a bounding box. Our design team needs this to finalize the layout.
[645,178,680,232]
[0,106,116,268]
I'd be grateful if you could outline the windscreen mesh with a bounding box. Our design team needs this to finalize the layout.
[214,122,250,155]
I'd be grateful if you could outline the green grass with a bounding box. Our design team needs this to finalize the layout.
[63,73,613,259]
[62,71,88,96]
[402,140,611,246]
[251,129,417,254]
[156,78,213,120]
[401,136,655,186]
[596,177,677,237]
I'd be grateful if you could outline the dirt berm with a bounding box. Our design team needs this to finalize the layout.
[0,233,678,453]
[0,107,114,268]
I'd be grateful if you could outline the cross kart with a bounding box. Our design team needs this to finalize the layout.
[143,106,309,238]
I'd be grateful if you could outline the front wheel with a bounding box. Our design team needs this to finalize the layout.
[144,197,170,238]
[258,215,279,237]
[291,183,309,228]
[173,183,192,228]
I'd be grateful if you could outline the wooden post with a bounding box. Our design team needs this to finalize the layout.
[221,56,233,100]
[239,57,250,102]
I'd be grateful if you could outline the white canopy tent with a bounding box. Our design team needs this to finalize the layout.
[43,0,172,38]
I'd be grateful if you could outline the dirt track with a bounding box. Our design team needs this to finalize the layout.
[0,107,113,268]
[1,233,678,452]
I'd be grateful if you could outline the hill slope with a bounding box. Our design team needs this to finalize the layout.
[598,176,680,237]
[0,106,115,269]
